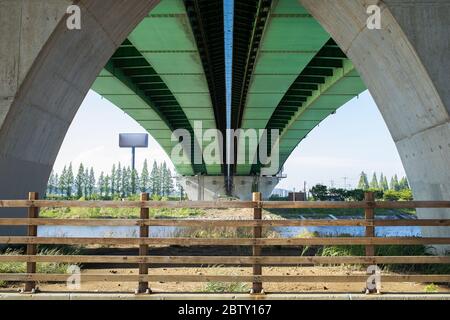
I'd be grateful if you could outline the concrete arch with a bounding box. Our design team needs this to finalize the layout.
[0,0,160,200]
[299,0,450,250]
[0,0,449,250]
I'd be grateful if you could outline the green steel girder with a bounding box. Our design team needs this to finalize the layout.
[252,40,366,174]
[184,0,227,175]
[231,0,273,131]
[237,0,330,175]
[91,0,228,176]
[100,41,205,175]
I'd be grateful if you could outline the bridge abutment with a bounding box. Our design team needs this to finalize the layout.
[179,176,280,201]
[300,0,450,253]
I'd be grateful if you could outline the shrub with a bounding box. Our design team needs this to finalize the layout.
[205,281,249,293]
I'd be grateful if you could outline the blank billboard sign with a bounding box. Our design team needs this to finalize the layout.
[119,133,149,148]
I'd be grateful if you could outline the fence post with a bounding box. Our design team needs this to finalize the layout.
[137,192,150,294]
[25,192,39,293]
[252,192,263,294]
[364,191,375,257]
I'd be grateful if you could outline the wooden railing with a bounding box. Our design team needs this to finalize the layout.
[0,192,449,294]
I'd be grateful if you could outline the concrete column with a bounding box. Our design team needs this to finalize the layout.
[232,176,281,200]
[300,0,450,253]
[180,176,227,201]
[0,0,160,234]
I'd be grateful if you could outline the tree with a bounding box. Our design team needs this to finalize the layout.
[357,171,369,190]
[150,161,160,196]
[47,170,56,195]
[66,163,74,197]
[115,163,122,197]
[88,167,95,198]
[140,159,150,193]
[54,173,59,196]
[310,184,328,201]
[59,166,67,197]
[75,163,85,198]
[161,163,174,196]
[399,176,410,190]
[111,164,116,196]
[98,172,105,198]
[104,175,111,198]
[131,169,139,195]
[370,172,379,189]
[83,167,89,197]
[390,174,400,191]
[121,166,130,197]
[382,176,389,191]
[379,173,388,191]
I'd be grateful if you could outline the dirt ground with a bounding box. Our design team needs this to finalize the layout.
[2,265,449,294]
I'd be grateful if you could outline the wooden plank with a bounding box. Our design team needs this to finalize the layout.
[262,201,450,209]
[374,201,450,209]
[138,193,150,293]
[0,273,449,283]
[1,237,450,246]
[25,192,38,292]
[252,192,262,294]
[261,201,368,209]
[374,219,450,226]
[1,255,450,265]
[365,192,375,257]
[0,218,449,227]
[0,200,255,209]
[1,199,449,210]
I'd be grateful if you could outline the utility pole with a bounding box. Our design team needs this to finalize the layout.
[342,177,348,190]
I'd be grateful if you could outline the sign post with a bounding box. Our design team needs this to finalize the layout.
[119,133,149,172]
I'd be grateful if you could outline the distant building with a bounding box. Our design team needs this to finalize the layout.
[272,188,290,197]
[288,192,306,201]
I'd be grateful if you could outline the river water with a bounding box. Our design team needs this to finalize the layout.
[37,216,422,238]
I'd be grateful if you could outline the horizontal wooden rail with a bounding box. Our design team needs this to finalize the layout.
[1,200,450,209]
[0,218,449,227]
[0,200,255,209]
[1,255,449,265]
[0,273,449,283]
[261,201,450,209]
[1,236,450,246]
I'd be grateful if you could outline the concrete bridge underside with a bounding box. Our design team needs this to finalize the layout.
[0,0,449,251]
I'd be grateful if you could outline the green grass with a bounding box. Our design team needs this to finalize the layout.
[0,247,80,288]
[317,244,450,274]
[265,207,416,218]
[204,281,249,293]
[40,207,205,219]
[173,226,280,239]
[424,283,439,293]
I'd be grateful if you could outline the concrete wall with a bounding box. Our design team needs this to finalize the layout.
[231,176,281,201]
[180,176,227,201]
[180,176,280,201]
[300,0,450,253]
[0,0,160,231]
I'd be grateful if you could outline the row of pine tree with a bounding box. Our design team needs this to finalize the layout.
[47,160,178,199]
[357,171,410,191]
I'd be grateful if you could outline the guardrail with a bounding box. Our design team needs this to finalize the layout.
[0,191,449,294]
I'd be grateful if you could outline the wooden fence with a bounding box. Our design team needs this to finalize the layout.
[0,192,449,294]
